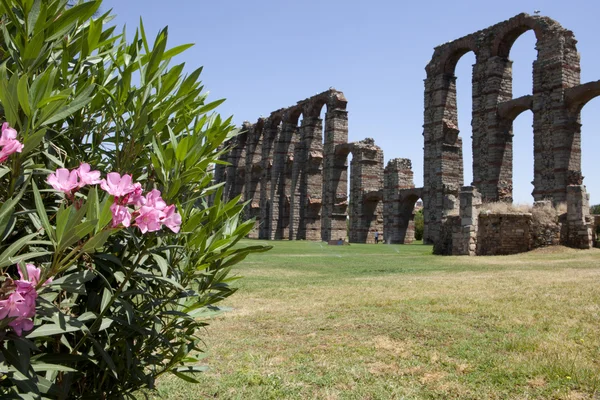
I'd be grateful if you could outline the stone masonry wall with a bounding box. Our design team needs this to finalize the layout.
[383,159,422,244]
[349,139,384,243]
[216,89,388,243]
[423,13,600,250]
[477,214,533,255]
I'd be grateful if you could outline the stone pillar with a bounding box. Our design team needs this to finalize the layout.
[423,73,464,245]
[384,158,416,244]
[260,123,279,239]
[475,56,514,202]
[454,186,482,256]
[349,139,384,243]
[289,122,305,240]
[322,108,349,241]
[301,116,324,241]
[270,120,296,239]
[531,32,580,202]
[244,121,264,239]
[565,185,593,249]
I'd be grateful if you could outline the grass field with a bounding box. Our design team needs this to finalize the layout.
[148,241,600,399]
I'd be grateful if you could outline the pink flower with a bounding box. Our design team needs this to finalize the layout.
[126,182,146,207]
[18,264,41,286]
[110,203,131,228]
[0,140,22,162]
[46,168,80,194]
[10,318,34,336]
[77,163,102,187]
[135,205,165,233]
[161,205,182,233]
[145,189,166,210]
[0,290,27,320]
[0,123,23,163]
[0,264,52,336]
[0,122,17,145]
[17,263,51,287]
[100,172,135,198]
[0,286,35,337]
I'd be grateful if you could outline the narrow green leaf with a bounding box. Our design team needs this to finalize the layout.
[32,181,54,243]
[17,74,31,117]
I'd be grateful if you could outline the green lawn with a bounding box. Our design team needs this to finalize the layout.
[148,241,600,399]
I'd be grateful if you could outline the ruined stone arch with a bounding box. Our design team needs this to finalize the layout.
[565,81,600,115]
[491,14,555,59]
[423,13,584,246]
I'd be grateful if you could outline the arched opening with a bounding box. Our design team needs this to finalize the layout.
[505,30,537,203]
[579,97,600,206]
[454,51,476,188]
[396,192,423,244]
[511,110,534,203]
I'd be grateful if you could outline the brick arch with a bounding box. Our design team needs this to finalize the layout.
[565,80,600,114]
[442,45,478,76]
[491,14,563,58]
[282,105,303,126]
[497,95,533,121]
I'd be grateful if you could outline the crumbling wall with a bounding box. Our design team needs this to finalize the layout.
[383,159,422,244]
[216,89,356,242]
[477,214,533,255]
[565,185,594,248]
[348,139,384,243]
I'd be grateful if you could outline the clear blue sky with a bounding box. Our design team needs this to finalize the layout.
[102,0,600,205]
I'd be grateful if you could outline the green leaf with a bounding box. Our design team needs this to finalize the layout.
[26,322,84,338]
[44,1,100,42]
[26,0,42,36]
[81,229,113,253]
[171,370,201,384]
[0,251,51,269]
[17,74,31,117]
[31,363,77,373]
[32,180,54,243]
[21,128,45,157]
[0,232,38,265]
[97,195,114,232]
[41,84,95,125]
[48,270,95,294]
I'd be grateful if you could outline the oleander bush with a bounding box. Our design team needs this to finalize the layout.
[0,0,268,398]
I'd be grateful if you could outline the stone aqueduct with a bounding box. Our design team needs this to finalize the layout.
[214,13,599,253]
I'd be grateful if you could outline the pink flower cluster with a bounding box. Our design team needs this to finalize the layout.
[101,172,182,233]
[47,166,181,234]
[0,264,50,336]
[46,163,102,198]
[0,123,23,163]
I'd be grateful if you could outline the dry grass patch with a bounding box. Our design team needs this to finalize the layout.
[144,241,600,400]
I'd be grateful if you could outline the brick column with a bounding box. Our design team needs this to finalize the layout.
[423,73,463,245]
[348,139,384,243]
[300,116,324,241]
[322,108,349,241]
[260,123,279,239]
[565,185,593,249]
[270,121,296,239]
[244,122,264,239]
[289,122,305,240]
[384,158,416,244]
[454,186,482,255]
